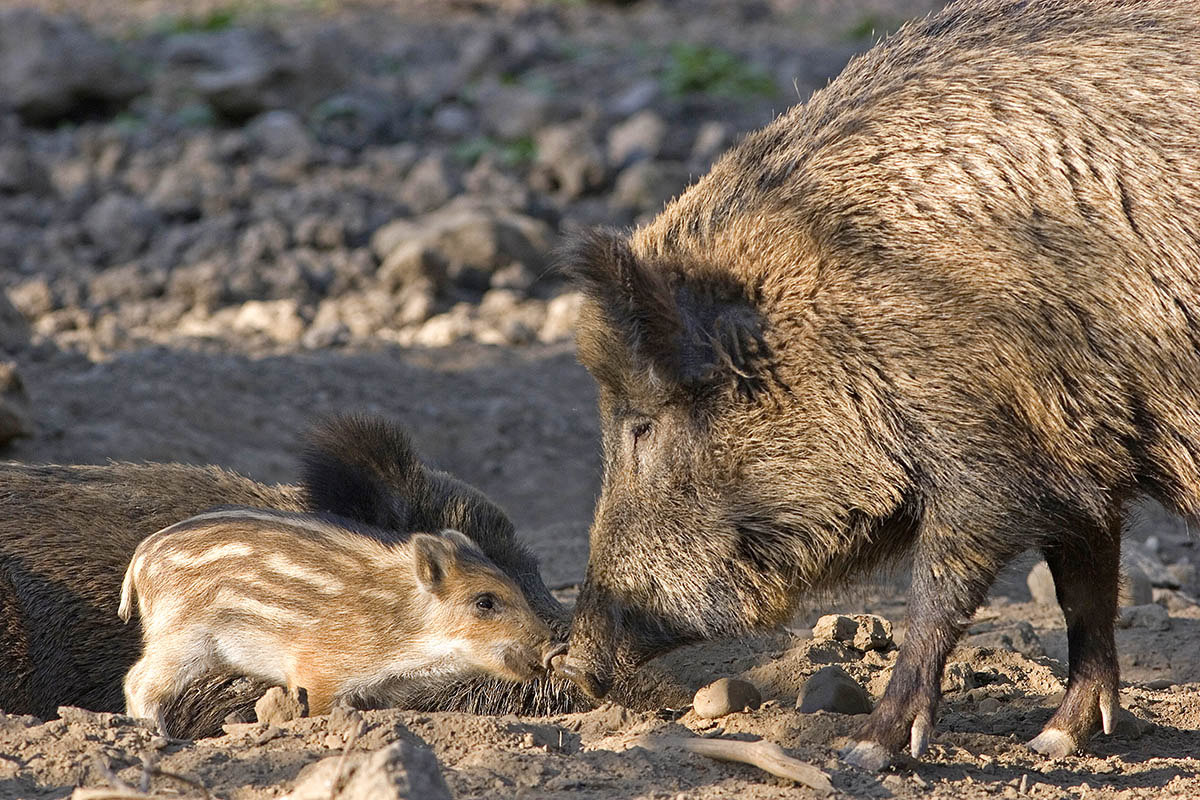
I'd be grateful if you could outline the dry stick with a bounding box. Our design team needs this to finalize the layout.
[636,734,835,796]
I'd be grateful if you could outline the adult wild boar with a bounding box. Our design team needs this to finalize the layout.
[554,0,1200,769]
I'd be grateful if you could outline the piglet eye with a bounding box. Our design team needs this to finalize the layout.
[475,593,496,611]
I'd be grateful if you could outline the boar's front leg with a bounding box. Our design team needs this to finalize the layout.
[1028,513,1121,757]
[843,515,1017,771]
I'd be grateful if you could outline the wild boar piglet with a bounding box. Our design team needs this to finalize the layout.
[119,507,561,730]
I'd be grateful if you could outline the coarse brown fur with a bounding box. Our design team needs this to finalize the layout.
[120,510,556,729]
[557,0,1200,768]
[0,415,589,737]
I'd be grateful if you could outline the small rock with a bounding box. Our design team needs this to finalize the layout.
[0,361,32,445]
[477,83,555,140]
[1116,603,1171,631]
[254,686,309,726]
[431,104,475,138]
[399,154,462,215]
[610,160,692,214]
[797,665,871,715]
[310,91,392,150]
[609,78,661,117]
[942,661,978,692]
[246,110,313,160]
[83,193,160,262]
[1166,560,1195,589]
[967,620,1045,658]
[232,299,307,345]
[607,110,668,169]
[532,121,606,200]
[692,678,762,719]
[0,9,145,124]
[286,740,451,800]
[0,290,31,353]
[977,697,1001,713]
[811,613,893,651]
[691,121,731,165]
[1144,677,1174,690]
[371,200,552,292]
[539,291,582,343]
[413,306,473,347]
[0,146,51,195]
[1120,565,1154,607]
[327,704,364,739]
[1027,561,1057,605]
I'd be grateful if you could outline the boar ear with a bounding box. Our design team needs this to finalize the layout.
[411,533,452,594]
[561,229,770,396]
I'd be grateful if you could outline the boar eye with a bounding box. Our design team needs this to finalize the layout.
[630,420,653,444]
[474,593,496,612]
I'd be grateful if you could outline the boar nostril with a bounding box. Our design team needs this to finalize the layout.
[542,642,569,672]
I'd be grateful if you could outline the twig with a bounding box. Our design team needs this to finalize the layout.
[635,734,835,796]
[327,713,365,800]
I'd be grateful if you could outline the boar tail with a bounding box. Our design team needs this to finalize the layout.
[118,560,136,622]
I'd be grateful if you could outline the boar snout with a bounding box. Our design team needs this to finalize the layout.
[551,650,613,700]
[541,641,568,673]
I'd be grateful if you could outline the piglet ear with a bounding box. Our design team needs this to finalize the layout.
[411,533,451,594]
[437,528,481,554]
[561,228,770,397]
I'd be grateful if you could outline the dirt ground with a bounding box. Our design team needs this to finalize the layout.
[1,0,1199,798]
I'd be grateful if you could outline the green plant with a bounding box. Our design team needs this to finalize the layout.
[452,136,537,168]
[843,13,905,42]
[661,43,777,99]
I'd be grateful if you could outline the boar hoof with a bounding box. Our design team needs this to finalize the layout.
[840,740,893,771]
[1027,728,1079,758]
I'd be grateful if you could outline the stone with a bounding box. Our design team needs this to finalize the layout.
[610,160,692,214]
[0,361,33,445]
[691,121,732,165]
[431,104,476,138]
[1026,560,1057,605]
[163,28,296,121]
[0,146,51,195]
[1116,603,1171,631]
[232,299,307,345]
[399,154,461,215]
[532,121,607,200]
[371,200,552,292]
[966,620,1045,658]
[797,666,871,715]
[811,613,893,651]
[0,290,31,354]
[378,242,448,295]
[285,741,451,800]
[477,83,555,140]
[609,78,661,117]
[310,91,393,150]
[246,110,313,161]
[1120,565,1154,607]
[0,9,145,124]
[607,110,668,169]
[539,291,582,343]
[692,678,762,719]
[255,686,309,726]
[83,193,160,263]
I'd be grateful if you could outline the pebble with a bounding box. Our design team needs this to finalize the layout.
[692,678,762,719]
[1110,708,1152,739]
[796,665,872,715]
[286,740,451,800]
[811,613,893,651]
[1116,603,1171,631]
[255,686,309,726]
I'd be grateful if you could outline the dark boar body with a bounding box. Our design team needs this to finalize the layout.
[0,415,583,737]
[557,0,1200,769]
